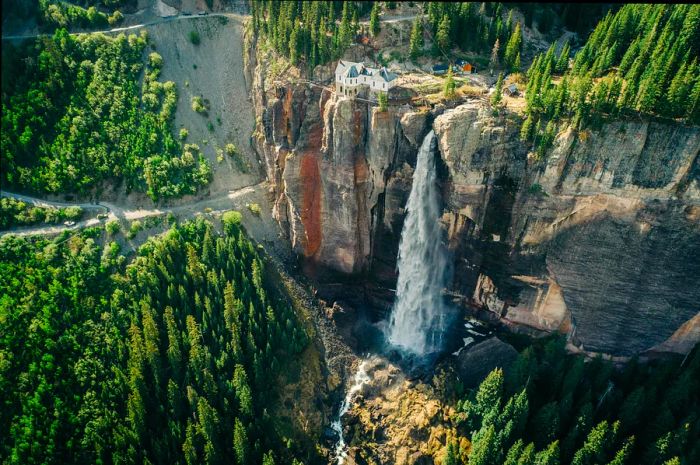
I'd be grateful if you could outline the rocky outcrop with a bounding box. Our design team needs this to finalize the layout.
[341,356,460,465]
[435,102,700,357]
[455,337,519,388]
[248,40,700,358]
[249,45,429,278]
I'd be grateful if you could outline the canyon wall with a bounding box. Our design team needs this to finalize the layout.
[433,104,700,357]
[247,44,700,358]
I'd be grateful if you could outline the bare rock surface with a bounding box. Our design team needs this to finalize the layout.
[455,337,519,388]
[247,40,700,357]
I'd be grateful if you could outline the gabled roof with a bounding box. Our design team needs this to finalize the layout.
[336,60,396,83]
[377,67,397,82]
[345,65,359,78]
[506,84,518,93]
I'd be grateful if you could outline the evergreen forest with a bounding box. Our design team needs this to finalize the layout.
[0,214,312,464]
[444,337,700,465]
[520,4,700,156]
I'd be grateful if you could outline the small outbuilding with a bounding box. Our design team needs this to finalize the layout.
[456,60,476,74]
[504,84,519,97]
[432,64,449,75]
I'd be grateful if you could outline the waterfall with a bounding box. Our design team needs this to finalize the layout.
[387,130,451,355]
[330,359,371,464]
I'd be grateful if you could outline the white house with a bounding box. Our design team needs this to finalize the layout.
[335,60,397,97]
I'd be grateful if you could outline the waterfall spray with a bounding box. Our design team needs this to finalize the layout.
[387,130,452,355]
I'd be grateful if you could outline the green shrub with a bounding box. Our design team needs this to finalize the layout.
[179,128,189,140]
[63,206,82,220]
[189,30,200,45]
[247,203,262,216]
[378,92,388,112]
[191,96,207,114]
[222,210,243,232]
[126,220,142,239]
[107,10,123,27]
[528,183,547,196]
[148,52,163,69]
[105,219,120,235]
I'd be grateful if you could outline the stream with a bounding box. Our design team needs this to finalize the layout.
[330,358,372,464]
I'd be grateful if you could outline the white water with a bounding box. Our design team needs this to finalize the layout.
[331,359,371,464]
[387,130,451,355]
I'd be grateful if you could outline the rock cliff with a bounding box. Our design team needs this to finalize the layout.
[247,43,700,358]
[434,103,700,358]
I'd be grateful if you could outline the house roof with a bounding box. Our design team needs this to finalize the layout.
[506,84,518,93]
[336,60,396,83]
[344,65,359,78]
[377,67,397,82]
[432,64,448,71]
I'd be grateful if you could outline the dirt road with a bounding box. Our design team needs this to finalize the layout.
[1,12,245,41]
[0,181,267,237]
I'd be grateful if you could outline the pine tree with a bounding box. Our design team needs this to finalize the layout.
[183,419,199,465]
[263,451,276,465]
[513,52,521,73]
[521,114,535,141]
[369,2,380,37]
[409,17,423,60]
[490,38,500,72]
[607,436,635,465]
[339,1,352,49]
[685,72,700,124]
[233,418,248,465]
[469,424,501,465]
[378,91,388,112]
[491,73,504,107]
[505,439,525,465]
[444,67,456,100]
[436,14,451,53]
[571,420,619,465]
[289,23,300,65]
[556,41,571,73]
[532,402,560,448]
[519,443,536,465]
[535,441,560,465]
[233,364,253,418]
[505,22,522,70]
[443,441,460,465]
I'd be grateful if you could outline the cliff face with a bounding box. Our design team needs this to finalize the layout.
[248,46,700,357]
[249,44,428,277]
[434,103,700,357]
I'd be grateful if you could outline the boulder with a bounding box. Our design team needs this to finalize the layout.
[456,336,519,388]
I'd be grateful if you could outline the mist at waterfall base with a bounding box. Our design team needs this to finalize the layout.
[383,130,457,363]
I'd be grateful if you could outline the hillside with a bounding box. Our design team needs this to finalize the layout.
[1,2,699,465]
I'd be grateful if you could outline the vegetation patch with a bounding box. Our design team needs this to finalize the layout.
[1,30,211,201]
[0,217,314,464]
[443,335,700,465]
[188,30,201,45]
[0,197,82,230]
